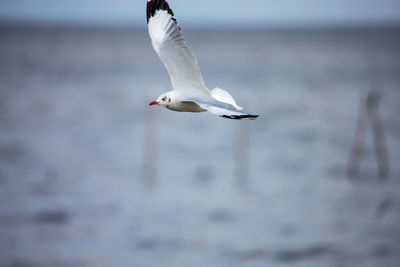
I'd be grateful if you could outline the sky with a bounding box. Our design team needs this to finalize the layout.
[1,0,400,27]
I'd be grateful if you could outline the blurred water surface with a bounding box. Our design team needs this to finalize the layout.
[0,25,400,267]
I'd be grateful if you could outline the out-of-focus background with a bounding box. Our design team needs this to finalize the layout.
[1,1,400,266]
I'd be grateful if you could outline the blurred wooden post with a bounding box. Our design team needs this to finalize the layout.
[234,121,250,187]
[346,90,389,180]
[141,107,161,190]
[347,93,368,177]
[366,91,389,179]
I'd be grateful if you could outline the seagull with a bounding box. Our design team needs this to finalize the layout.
[146,0,259,120]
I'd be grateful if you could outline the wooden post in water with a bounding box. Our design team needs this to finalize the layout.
[141,107,161,190]
[366,91,389,179]
[347,90,389,180]
[234,120,250,187]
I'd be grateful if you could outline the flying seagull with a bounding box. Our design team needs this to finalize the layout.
[147,0,259,120]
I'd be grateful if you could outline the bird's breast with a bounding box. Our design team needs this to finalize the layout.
[167,101,205,113]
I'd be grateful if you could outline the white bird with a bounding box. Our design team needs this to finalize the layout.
[147,0,259,120]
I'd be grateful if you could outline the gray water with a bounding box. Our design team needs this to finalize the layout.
[0,25,400,267]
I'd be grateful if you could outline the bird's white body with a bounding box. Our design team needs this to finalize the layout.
[147,0,258,120]
[155,90,206,113]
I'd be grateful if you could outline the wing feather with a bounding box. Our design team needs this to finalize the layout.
[183,97,259,120]
[147,0,209,93]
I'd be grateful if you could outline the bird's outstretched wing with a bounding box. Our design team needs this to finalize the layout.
[147,0,209,93]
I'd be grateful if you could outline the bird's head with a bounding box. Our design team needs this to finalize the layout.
[149,92,172,108]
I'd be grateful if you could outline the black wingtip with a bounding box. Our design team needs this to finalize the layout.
[146,0,176,24]
[221,114,259,120]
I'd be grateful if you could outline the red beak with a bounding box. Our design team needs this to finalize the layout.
[149,101,158,106]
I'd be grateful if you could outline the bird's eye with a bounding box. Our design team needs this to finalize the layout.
[162,97,167,101]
